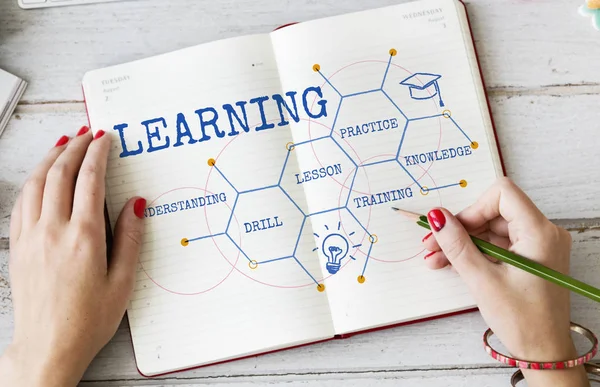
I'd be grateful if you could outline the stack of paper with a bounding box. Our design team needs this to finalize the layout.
[0,68,27,137]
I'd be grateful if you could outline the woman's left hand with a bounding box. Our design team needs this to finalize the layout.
[0,126,146,387]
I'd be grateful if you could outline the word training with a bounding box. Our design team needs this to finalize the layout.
[296,164,343,185]
[339,117,400,139]
[403,145,472,166]
[353,188,414,209]
[244,217,284,233]
[113,86,328,158]
[144,192,227,218]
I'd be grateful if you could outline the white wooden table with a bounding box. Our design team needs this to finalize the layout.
[1,0,600,385]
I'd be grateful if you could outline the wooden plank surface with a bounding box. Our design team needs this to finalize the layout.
[78,369,515,386]
[0,0,599,104]
[0,229,598,383]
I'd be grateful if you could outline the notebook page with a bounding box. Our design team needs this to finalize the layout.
[82,34,334,375]
[271,0,502,334]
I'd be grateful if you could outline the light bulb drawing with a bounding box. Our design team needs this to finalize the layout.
[313,222,362,275]
[322,233,349,274]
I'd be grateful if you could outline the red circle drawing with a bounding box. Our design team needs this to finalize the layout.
[140,187,241,295]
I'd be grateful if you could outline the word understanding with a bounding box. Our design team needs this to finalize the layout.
[145,192,227,218]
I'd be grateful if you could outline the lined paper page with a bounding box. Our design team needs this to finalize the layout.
[83,34,334,375]
[271,0,502,334]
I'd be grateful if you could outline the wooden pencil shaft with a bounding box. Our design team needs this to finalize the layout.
[414,220,600,303]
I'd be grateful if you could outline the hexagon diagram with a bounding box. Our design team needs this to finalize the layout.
[331,92,408,166]
[179,49,478,293]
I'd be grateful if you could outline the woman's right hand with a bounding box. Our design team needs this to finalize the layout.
[422,177,589,387]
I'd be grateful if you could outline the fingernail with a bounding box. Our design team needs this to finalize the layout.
[77,126,90,136]
[422,232,432,242]
[427,209,446,232]
[133,198,146,219]
[93,130,106,140]
[424,251,436,260]
[55,135,69,147]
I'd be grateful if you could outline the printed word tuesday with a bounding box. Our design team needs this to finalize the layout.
[112,86,328,158]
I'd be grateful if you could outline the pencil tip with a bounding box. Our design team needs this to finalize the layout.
[390,207,424,221]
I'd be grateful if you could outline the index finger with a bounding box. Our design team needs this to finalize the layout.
[457,177,548,233]
[71,130,110,222]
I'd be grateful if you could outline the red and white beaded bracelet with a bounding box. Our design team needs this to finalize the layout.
[510,363,600,386]
[483,322,598,370]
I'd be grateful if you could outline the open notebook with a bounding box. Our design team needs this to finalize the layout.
[82,0,503,376]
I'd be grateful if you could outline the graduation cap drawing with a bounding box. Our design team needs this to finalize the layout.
[399,73,445,107]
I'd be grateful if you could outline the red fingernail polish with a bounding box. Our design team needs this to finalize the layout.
[55,135,69,147]
[424,251,436,260]
[422,232,432,242]
[77,126,90,136]
[427,209,446,232]
[134,198,146,219]
[93,130,105,140]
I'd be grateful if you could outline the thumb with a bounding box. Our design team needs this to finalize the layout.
[108,196,146,292]
[427,208,494,282]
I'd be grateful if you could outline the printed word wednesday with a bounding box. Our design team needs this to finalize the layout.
[112,86,328,158]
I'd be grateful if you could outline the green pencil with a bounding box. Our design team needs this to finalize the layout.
[391,207,600,304]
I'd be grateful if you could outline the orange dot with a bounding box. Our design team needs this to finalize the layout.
[249,260,258,270]
[181,238,189,247]
[470,141,479,150]
[312,64,321,72]
[389,48,397,56]
[317,284,326,292]
[286,142,295,151]
[442,110,452,118]
[460,180,468,188]
[368,234,378,244]
[357,275,366,284]
[207,158,216,166]
[420,186,430,196]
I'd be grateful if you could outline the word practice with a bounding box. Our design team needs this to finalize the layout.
[339,117,400,139]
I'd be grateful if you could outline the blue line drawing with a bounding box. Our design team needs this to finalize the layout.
[399,73,445,108]
[314,230,350,275]
[176,50,476,291]
[322,234,349,275]
[313,224,352,275]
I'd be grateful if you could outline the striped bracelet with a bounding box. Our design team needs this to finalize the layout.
[510,363,600,386]
[483,322,598,370]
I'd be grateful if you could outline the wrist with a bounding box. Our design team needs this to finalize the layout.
[509,330,578,362]
[0,342,83,387]
[523,366,590,387]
